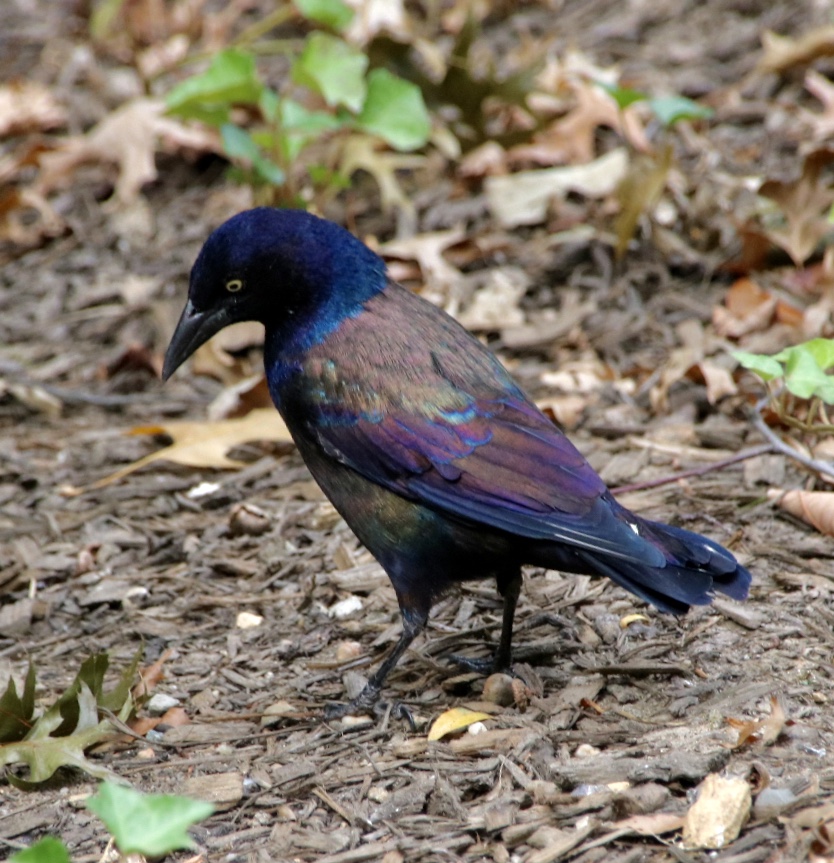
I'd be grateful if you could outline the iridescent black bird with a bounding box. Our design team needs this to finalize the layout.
[163,208,751,716]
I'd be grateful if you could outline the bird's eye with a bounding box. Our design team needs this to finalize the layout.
[226,278,244,293]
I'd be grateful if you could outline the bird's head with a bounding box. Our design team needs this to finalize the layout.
[162,208,386,380]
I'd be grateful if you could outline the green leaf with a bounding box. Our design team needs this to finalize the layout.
[166,49,263,125]
[648,95,713,127]
[356,69,431,150]
[598,81,647,110]
[87,782,214,857]
[732,350,784,382]
[780,345,834,403]
[775,338,834,371]
[10,837,71,863]
[279,98,343,162]
[0,663,36,742]
[293,33,367,112]
[221,125,286,186]
[293,0,354,31]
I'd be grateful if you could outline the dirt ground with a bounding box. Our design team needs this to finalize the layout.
[2,1,834,861]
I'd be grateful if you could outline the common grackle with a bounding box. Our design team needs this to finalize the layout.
[163,208,751,717]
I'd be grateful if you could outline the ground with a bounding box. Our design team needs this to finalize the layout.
[2,1,834,862]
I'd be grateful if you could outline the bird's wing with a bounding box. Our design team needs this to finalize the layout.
[292,306,661,564]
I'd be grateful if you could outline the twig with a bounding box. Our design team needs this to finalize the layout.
[611,444,772,495]
[751,409,834,482]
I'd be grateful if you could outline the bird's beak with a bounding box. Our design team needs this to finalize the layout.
[162,300,227,381]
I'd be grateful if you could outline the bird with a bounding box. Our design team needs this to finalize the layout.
[163,207,751,717]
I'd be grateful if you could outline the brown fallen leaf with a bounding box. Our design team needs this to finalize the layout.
[134,648,174,701]
[768,489,834,536]
[759,149,834,267]
[713,277,778,339]
[728,693,788,749]
[61,408,293,495]
[381,227,466,301]
[509,80,649,167]
[757,27,834,75]
[0,80,66,136]
[802,70,834,143]
[37,98,220,204]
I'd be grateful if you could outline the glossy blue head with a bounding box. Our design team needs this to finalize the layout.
[162,208,387,379]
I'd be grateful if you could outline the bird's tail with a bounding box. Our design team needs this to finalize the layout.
[575,511,751,615]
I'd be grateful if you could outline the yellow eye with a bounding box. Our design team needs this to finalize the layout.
[226,278,244,293]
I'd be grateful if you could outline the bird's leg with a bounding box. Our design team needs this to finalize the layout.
[324,603,428,720]
[449,569,522,675]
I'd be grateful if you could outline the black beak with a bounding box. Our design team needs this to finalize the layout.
[162,300,227,381]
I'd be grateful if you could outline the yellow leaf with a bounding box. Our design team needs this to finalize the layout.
[62,408,292,496]
[619,613,650,629]
[427,708,491,742]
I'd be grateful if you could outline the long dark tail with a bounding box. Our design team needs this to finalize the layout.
[582,518,750,614]
[531,495,752,615]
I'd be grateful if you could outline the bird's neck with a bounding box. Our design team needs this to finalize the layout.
[263,272,388,407]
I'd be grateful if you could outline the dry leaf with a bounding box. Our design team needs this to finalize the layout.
[614,144,673,257]
[510,80,649,167]
[134,648,174,701]
[757,27,834,75]
[768,489,834,536]
[712,278,778,338]
[486,147,628,228]
[339,135,424,221]
[682,774,751,850]
[614,812,685,836]
[801,70,834,143]
[456,266,528,331]
[427,707,491,741]
[0,81,66,136]
[61,408,292,495]
[458,141,507,178]
[38,98,220,204]
[759,149,834,267]
[728,694,787,749]
[381,227,466,300]
[344,0,409,44]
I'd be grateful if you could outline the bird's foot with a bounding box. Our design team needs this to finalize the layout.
[448,653,511,675]
[323,685,415,729]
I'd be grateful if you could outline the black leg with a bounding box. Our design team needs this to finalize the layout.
[493,569,521,671]
[324,604,428,720]
[449,569,522,674]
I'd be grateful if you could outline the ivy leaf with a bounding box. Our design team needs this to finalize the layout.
[166,49,263,125]
[221,124,286,186]
[779,344,834,402]
[87,782,214,857]
[279,99,343,162]
[732,350,784,382]
[598,81,646,110]
[292,33,367,112]
[649,95,713,127]
[293,0,354,31]
[357,69,431,151]
[776,337,834,371]
[10,837,71,863]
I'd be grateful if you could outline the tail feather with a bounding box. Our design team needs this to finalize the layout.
[573,508,751,615]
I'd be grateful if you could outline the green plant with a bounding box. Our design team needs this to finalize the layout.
[601,82,714,128]
[165,0,430,206]
[734,338,834,434]
[9,783,214,862]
